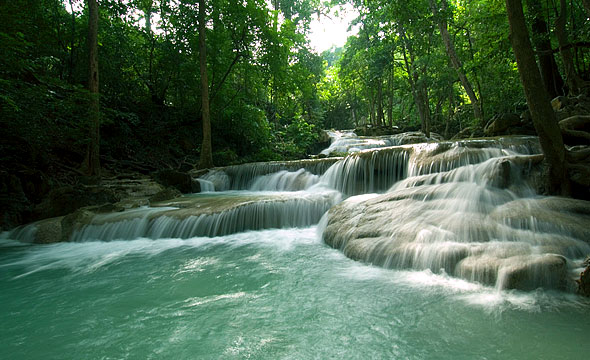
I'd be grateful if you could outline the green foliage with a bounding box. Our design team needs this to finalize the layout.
[317,0,590,138]
[2,0,589,178]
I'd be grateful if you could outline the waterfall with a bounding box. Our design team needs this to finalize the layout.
[321,135,590,291]
[316,136,540,197]
[210,158,340,190]
[5,131,589,293]
[249,168,320,191]
[317,147,410,196]
[319,130,437,156]
[70,191,341,241]
[197,179,215,192]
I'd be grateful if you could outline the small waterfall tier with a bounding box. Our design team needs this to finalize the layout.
[71,191,341,241]
[321,136,590,291]
[318,136,541,196]
[320,130,441,156]
[3,190,341,243]
[198,158,341,191]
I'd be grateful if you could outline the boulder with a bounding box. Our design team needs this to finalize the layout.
[322,177,590,291]
[497,254,570,291]
[34,217,64,244]
[34,185,119,220]
[452,125,484,139]
[484,113,522,136]
[551,96,569,111]
[577,256,590,297]
[0,171,32,231]
[559,115,590,146]
[22,209,96,244]
[148,187,182,203]
[152,169,199,193]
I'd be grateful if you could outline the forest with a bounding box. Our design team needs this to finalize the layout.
[1,0,590,230]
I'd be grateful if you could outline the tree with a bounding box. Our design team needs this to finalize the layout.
[429,0,482,123]
[555,0,582,95]
[198,0,213,169]
[505,0,570,195]
[527,0,564,99]
[82,0,101,176]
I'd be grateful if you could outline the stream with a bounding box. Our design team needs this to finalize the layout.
[1,131,589,359]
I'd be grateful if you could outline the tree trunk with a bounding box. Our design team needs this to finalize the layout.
[68,0,76,83]
[528,0,564,99]
[82,0,100,176]
[198,0,213,169]
[583,0,590,17]
[555,0,581,95]
[418,81,431,137]
[430,0,482,123]
[505,0,570,196]
[368,87,376,125]
[376,80,384,126]
[401,36,430,138]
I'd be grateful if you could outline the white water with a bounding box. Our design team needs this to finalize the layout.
[319,129,439,156]
[3,132,590,359]
[321,136,590,291]
[4,134,589,294]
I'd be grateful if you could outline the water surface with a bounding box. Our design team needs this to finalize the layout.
[1,228,588,359]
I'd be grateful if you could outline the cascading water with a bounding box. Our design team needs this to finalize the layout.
[69,191,341,241]
[321,136,590,291]
[320,129,440,156]
[2,132,590,359]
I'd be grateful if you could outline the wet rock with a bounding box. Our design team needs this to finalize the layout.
[559,115,590,146]
[17,168,50,204]
[322,169,590,291]
[34,217,64,244]
[25,209,96,244]
[577,256,590,297]
[452,125,484,139]
[148,187,182,203]
[34,185,119,220]
[551,96,569,111]
[354,125,401,136]
[484,113,521,136]
[0,171,32,231]
[152,169,199,193]
[497,254,570,291]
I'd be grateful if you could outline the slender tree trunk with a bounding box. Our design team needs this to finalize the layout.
[369,88,376,125]
[387,70,394,127]
[505,0,570,196]
[377,80,384,126]
[418,81,431,137]
[430,0,482,123]
[68,0,76,83]
[583,0,590,17]
[82,0,100,176]
[528,0,564,98]
[198,0,213,169]
[401,36,430,137]
[555,0,581,95]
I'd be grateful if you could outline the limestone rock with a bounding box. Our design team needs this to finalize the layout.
[484,113,536,136]
[148,187,182,203]
[152,169,199,193]
[34,185,119,220]
[497,254,570,291]
[551,96,569,111]
[0,171,32,231]
[559,115,590,146]
[577,256,590,297]
[34,217,64,244]
[322,177,590,291]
